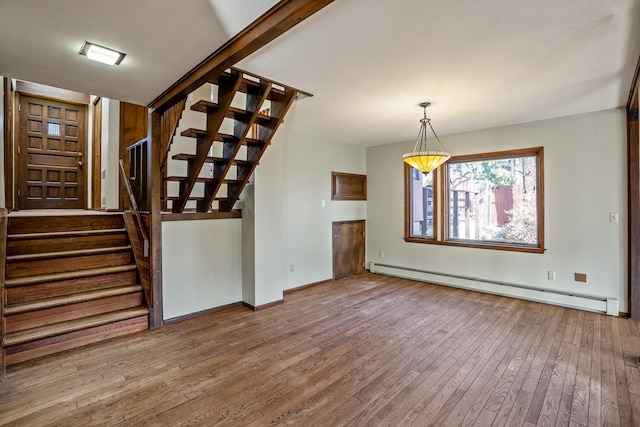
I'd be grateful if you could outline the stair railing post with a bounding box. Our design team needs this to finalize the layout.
[148,109,163,328]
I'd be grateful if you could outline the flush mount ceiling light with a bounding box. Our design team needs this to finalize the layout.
[403,102,450,173]
[79,42,126,66]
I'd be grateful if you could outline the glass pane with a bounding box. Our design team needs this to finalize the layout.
[409,167,434,239]
[447,155,538,245]
[47,122,61,136]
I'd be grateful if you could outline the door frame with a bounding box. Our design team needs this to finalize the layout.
[3,78,14,211]
[13,81,90,210]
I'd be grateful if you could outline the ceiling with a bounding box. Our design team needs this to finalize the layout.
[1,0,639,147]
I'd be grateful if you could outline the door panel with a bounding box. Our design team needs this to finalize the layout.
[18,96,86,209]
[332,220,365,280]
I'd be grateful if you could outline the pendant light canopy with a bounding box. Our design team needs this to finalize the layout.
[402,102,450,173]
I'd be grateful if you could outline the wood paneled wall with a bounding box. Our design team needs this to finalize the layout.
[119,102,148,210]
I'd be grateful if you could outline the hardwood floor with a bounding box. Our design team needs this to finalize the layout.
[1,273,639,426]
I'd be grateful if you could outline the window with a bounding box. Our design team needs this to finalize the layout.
[405,167,436,240]
[405,147,544,253]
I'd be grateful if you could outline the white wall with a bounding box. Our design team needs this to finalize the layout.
[367,108,628,311]
[162,219,243,320]
[100,99,120,210]
[279,105,367,290]
[161,97,367,315]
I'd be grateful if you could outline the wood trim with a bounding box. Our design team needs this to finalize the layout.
[148,111,163,328]
[92,98,102,210]
[404,162,438,243]
[242,300,284,311]
[331,172,366,201]
[628,52,640,108]
[406,146,545,254]
[161,210,242,221]
[163,302,243,325]
[444,147,545,254]
[0,208,6,378]
[3,78,13,211]
[149,0,335,111]
[283,278,333,295]
[15,81,89,105]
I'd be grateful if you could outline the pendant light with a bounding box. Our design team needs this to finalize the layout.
[402,102,450,173]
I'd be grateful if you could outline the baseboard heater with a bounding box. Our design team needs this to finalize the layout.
[369,262,618,316]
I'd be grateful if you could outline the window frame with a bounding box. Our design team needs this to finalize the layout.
[404,163,439,243]
[404,146,545,254]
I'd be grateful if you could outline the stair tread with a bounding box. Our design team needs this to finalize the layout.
[165,176,238,183]
[164,196,225,201]
[7,245,133,262]
[3,307,149,347]
[5,264,137,287]
[7,228,127,240]
[5,285,143,315]
[190,100,274,122]
[180,128,261,145]
[208,72,287,98]
[171,153,249,165]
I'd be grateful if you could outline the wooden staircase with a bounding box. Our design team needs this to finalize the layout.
[2,213,149,366]
[162,68,302,214]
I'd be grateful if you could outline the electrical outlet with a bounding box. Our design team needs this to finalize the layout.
[379,250,384,258]
[547,271,555,280]
[609,212,619,223]
[289,264,295,272]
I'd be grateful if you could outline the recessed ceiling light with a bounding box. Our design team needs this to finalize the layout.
[79,42,126,66]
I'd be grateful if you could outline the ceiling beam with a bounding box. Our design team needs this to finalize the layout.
[149,0,335,111]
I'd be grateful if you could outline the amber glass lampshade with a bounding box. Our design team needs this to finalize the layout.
[403,151,450,173]
[403,102,450,173]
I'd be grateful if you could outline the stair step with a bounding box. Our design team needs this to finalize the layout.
[165,176,237,184]
[5,264,137,287]
[208,72,287,99]
[4,285,143,315]
[8,213,124,234]
[4,314,149,366]
[7,245,132,262]
[7,228,127,240]
[190,100,274,123]
[3,307,149,347]
[180,128,261,145]
[172,153,249,166]
[164,196,225,202]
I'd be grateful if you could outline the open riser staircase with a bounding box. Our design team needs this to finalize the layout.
[2,213,149,366]
[161,68,300,214]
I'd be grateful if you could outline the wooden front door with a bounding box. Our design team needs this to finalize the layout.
[18,96,86,209]
[332,220,366,280]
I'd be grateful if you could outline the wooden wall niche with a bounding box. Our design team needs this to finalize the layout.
[331,172,366,201]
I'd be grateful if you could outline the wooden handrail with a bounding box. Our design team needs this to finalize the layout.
[127,137,149,151]
[118,159,149,257]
